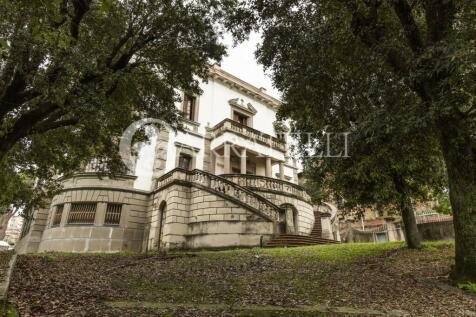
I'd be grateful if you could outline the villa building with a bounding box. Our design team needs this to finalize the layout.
[17,65,339,253]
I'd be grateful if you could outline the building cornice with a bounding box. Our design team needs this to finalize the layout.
[209,64,281,110]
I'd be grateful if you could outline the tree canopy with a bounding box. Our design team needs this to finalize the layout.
[253,0,476,281]
[0,0,249,211]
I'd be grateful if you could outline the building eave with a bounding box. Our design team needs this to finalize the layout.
[208,64,281,110]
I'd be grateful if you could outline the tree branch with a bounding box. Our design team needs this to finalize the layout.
[0,102,59,160]
[32,118,79,134]
[391,0,424,53]
[423,0,455,44]
[70,0,92,40]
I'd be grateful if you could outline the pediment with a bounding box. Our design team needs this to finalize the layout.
[228,98,257,115]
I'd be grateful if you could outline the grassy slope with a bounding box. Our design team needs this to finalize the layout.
[9,241,476,317]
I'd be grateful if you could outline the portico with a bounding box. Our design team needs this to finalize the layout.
[212,142,288,180]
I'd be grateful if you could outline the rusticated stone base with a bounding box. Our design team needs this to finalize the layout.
[17,170,321,253]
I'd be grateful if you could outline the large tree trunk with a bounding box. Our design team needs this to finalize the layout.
[399,195,422,249]
[439,118,476,282]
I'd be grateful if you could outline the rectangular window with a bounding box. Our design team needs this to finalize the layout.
[233,111,249,126]
[178,153,192,170]
[68,203,97,225]
[183,94,196,121]
[105,203,122,225]
[52,204,64,226]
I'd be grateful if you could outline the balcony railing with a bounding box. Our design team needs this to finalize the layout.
[210,119,286,152]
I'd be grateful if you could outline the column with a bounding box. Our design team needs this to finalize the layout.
[94,202,107,226]
[240,148,247,174]
[210,150,216,174]
[279,161,285,180]
[224,143,231,174]
[265,157,272,177]
[60,203,71,227]
[292,158,299,183]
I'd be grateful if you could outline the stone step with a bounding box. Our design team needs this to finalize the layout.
[267,238,336,244]
[265,234,338,247]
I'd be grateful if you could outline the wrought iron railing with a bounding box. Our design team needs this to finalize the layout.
[67,203,97,225]
[105,203,122,225]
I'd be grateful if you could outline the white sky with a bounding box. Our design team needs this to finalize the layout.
[133,32,280,190]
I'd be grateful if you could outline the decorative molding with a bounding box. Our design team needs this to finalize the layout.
[228,98,257,115]
[209,64,281,109]
[174,142,200,153]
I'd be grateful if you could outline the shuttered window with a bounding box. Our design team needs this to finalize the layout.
[105,203,122,225]
[68,203,96,225]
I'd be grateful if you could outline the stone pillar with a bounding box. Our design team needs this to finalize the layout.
[152,128,170,189]
[15,206,50,254]
[320,212,333,239]
[240,148,247,174]
[60,203,71,227]
[279,161,285,180]
[203,129,213,173]
[292,159,299,183]
[224,143,231,174]
[95,202,107,226]
[385,216,397,241]
[210,150,216,175]
[265,157,272,177]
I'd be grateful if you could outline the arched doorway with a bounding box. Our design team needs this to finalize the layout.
[278,204,299,234]
[157,201,167,249]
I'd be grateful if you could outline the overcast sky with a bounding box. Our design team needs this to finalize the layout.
[220,32,281,99]
[134,32,280,190]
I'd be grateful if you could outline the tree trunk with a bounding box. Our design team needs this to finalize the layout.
[0,211,14,241]
[439,119,476,282]
[393,174,422,249]
[399,195,422,249]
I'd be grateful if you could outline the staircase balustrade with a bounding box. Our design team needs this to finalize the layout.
[156,168,281,222]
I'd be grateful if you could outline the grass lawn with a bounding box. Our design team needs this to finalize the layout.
[9,241,476,316]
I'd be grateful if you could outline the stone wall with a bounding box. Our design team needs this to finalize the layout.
[18,170,320,253]
[16,174,150,253]
[15,207,49,254]
[249,189,314,235]
[186,187,274,248]
[148,183,274,250]
[417,221,454,241]
[38,186,149,252]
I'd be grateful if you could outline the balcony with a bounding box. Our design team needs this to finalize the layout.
[210,119,286,152]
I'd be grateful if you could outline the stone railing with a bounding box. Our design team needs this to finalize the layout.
[210,119,286,152]
[220,174,311,202]
[156,168,281,222]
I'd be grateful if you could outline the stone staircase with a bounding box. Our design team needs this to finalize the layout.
[156,168,281,222]
[265,210,338,247]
